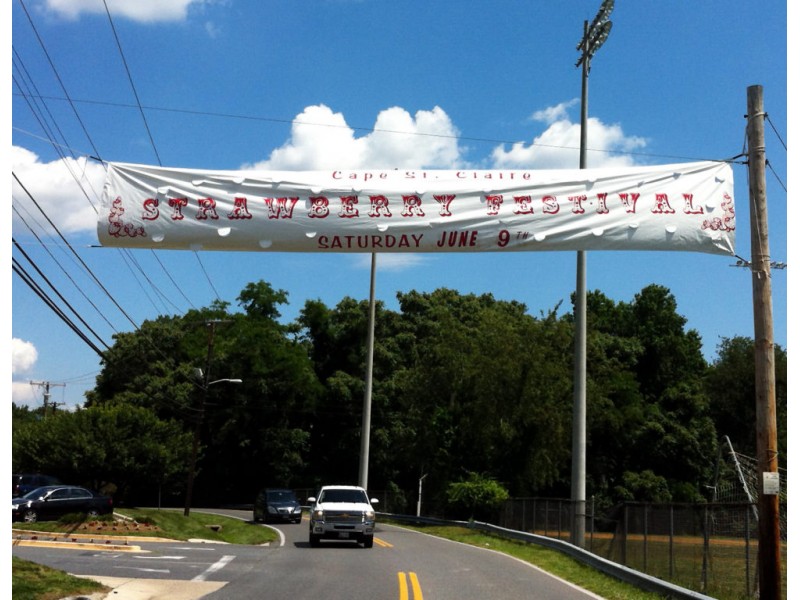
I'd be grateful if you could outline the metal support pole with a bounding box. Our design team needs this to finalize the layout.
[571,18,591,549]
[359,253,377,490]
[571,0,613,549]
[746,84,781,600]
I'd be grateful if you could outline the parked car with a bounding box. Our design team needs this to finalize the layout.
[307,485,378,548]
[12,485,113,523]
[253,488,302,523]
[12,474,61,497]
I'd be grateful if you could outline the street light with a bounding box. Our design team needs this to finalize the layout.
[183,368,241,516]
[416,473,428,517]
[571,0,613,550]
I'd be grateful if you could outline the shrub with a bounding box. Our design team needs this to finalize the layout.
[446,472,509,521]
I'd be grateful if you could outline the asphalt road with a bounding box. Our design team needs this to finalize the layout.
[13,508,604,599]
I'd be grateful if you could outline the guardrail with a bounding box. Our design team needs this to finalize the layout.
[381,513,715,600]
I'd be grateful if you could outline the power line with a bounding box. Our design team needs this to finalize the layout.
[12,203,120,333]
[101,0,162,166]
[12,260,105,357]
[13,171,140,330]
[17,0,103,161]
[12,237,111,350]
[12,92,749,166]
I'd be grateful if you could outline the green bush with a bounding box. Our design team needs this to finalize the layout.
[446,472,509,521]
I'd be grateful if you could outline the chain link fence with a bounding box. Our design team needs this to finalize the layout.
[498,498,787,599]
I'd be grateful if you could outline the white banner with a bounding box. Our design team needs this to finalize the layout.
[99,161,735,255]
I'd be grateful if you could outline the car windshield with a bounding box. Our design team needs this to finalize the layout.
[20,486,51,500]
[320,489,369,504]
[267,491,296,502]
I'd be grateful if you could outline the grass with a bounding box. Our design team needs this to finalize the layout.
[12,556,109,600]
[13,508,279,546]
[12,509,279,599]
[115,508,279,545]
[387,522,669,600]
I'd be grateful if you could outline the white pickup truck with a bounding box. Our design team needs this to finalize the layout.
[307,485,379,548]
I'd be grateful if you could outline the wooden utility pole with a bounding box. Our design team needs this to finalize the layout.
[746,84,782,600]
[29,380,65,417]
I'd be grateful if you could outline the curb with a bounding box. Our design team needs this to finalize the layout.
[12,538,142,552]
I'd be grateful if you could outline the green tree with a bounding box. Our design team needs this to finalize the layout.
[12,404,191,502]
[705,336,787,461]
[84,281,322,505]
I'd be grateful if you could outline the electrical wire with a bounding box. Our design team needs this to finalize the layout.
[12,204,119,333]
[12,239,110,351]
[13,171,140,330]
[101,0,162,166]
[12,260,105,357]
[17,0,103,161]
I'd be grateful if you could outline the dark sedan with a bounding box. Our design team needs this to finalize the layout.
[253,488,302,523]
[12,485,113,523]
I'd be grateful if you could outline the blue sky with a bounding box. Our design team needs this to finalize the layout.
[9,0,791,411]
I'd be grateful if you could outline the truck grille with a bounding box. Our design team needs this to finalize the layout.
[324,510,362,524]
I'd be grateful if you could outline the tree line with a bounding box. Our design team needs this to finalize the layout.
[12,281,787,515]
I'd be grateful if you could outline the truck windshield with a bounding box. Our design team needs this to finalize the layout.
[320,489,368,503]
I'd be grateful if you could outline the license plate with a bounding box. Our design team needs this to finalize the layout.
[338,532,349,539]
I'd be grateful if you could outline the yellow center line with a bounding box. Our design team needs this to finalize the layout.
[398,572,424,600]
[375,537,393,547]
[409,572,423,599]
[398,572,409,600]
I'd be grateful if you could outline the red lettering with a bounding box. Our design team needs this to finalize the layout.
[308,196,330,219]
[485,194,503,216]
[513,195,534,215]
[401,195,425,217]
[433,194,455,217]
[618,193,639,213]
[542,195,559,214]
[338,195,359,218]
[368,195,392,217]
[228,197,252,219]
[142,198,159,220]
[169,197,188,220]
[264,197,299,219]
[652,193,676,214]
[570,195,587,214]
[682,193,704,214]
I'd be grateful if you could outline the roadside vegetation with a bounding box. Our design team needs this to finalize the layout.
[12,510,278,599]
[12,281,787,598]
[12,508,278,545]
[12,556,108,600]
[390,522,664,600]
[12,281,786,516]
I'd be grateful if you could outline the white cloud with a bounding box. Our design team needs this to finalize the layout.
[352,253,429,272]
[10,339,47,404]
[531,99,579,125]
[43,0,203,23]
[492,101,647,170]
[244,104,463,171]
[12,146,106,236]
[12,338,38,374]
[12,381,41,408]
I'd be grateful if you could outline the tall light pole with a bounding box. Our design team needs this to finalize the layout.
[571,0,613,549]
[359,253,377,490]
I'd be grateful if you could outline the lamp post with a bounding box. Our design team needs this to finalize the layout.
[183,337,241,517]
[359,253,377,490]
[417,473,428,517]
[571,0,613,549]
